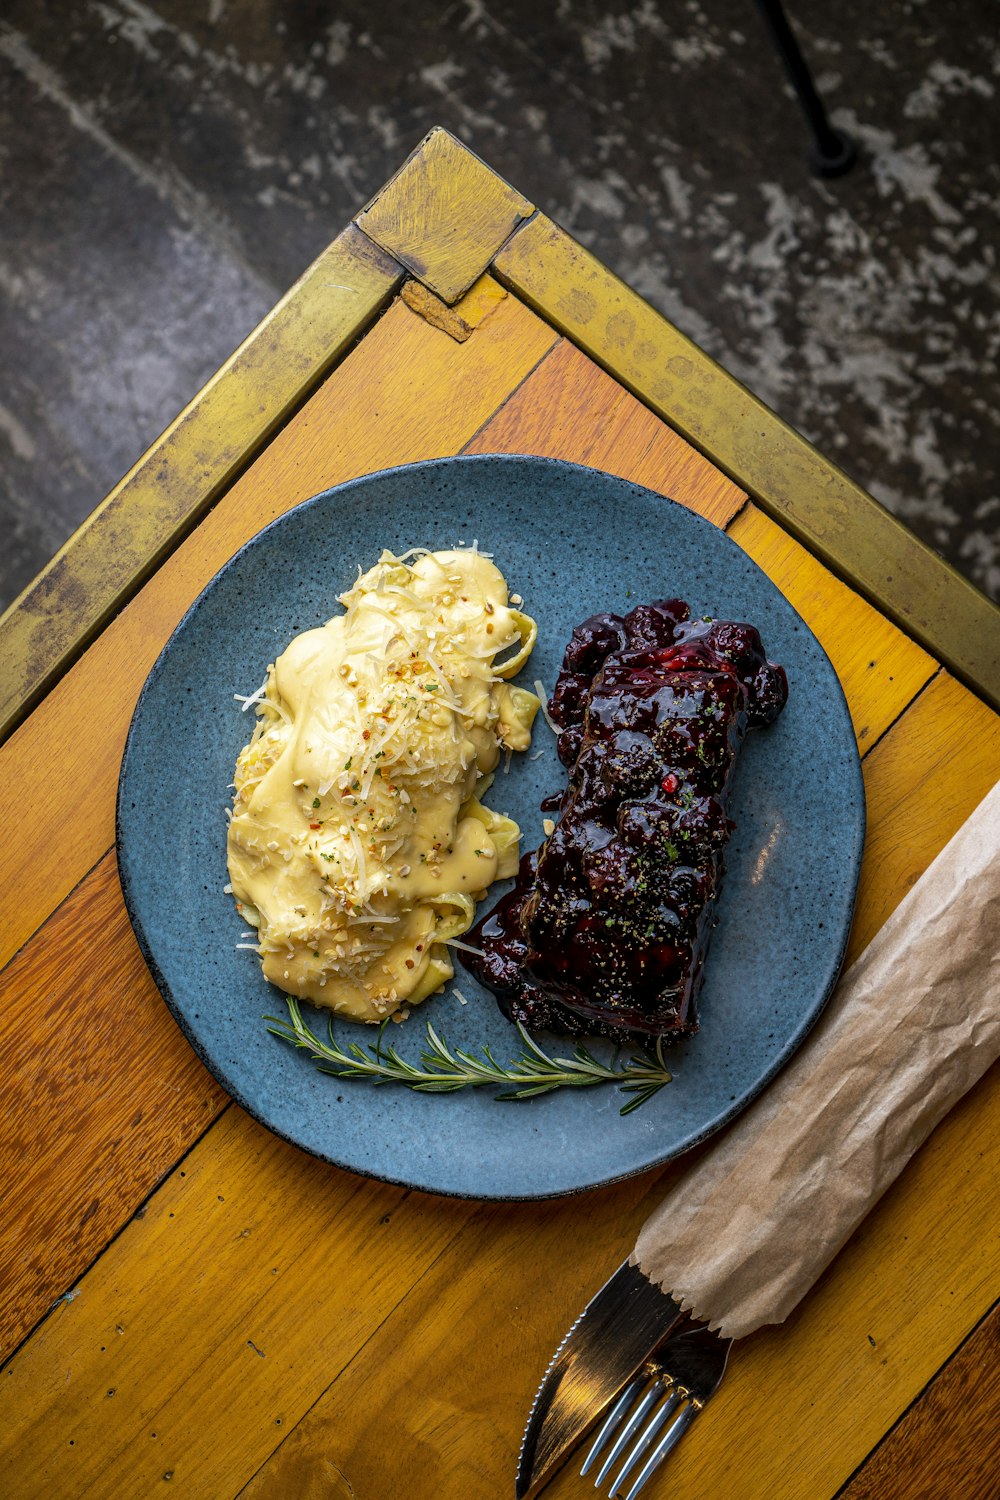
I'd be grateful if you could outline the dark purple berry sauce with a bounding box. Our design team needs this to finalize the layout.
[461,599,788,1043]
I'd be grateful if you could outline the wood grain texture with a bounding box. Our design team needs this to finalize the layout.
[0,852,226,1359]
[0,287,558,971]
[730,506,937,751]
[838,1301,1000,1500]
[844,670,1000,962]
[0,224,403,746]
[401,272,508,340]
[237,1173,670,1500]
[0,1109,476,1499]
[464,336,745,528]
[3,666,997,1498]
[357,127,532,304]
[494,214,1000,712]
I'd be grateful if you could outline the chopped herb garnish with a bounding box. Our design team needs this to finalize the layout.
[312,797,321,808]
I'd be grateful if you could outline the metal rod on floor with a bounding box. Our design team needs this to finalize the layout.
[752,0,857,176]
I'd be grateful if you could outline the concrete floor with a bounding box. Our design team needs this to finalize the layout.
[1,0,998,612]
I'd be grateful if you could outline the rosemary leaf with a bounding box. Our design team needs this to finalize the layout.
[266,998,672,1115]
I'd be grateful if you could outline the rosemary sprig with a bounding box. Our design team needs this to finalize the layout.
[265,997,672,1115]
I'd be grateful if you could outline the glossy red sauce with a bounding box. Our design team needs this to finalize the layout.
[462,599,788,1042]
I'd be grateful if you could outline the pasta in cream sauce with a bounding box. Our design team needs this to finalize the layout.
[227,548,538,1022]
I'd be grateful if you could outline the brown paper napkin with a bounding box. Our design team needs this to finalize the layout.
[633,778,1000,1340]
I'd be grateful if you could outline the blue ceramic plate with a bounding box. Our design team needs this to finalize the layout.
[118,455,864,1200]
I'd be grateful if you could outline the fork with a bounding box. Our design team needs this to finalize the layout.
[579,1324,733,1499]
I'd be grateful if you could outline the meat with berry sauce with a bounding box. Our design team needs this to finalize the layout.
[461,599,788,1043]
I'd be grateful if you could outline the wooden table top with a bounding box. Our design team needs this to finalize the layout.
[1,128,997,1499]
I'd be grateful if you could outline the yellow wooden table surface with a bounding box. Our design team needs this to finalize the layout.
[1,129,997,1499]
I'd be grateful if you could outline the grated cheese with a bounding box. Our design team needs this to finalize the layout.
[226,547,539,1025]
[534,680,560,734]
[233,681,267,712]
[443,936,488,960]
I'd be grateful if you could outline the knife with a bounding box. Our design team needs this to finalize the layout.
[516,1260,685,1498]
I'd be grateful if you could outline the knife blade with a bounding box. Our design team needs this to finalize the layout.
[516,1259,685,1498]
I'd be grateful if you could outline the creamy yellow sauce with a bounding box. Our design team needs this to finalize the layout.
[227,548,538,1023]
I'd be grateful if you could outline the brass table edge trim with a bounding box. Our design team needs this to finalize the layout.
[493,215,1000,713]
[0,225,404,747]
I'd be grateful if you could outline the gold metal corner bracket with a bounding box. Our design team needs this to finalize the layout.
[356,126,533,306]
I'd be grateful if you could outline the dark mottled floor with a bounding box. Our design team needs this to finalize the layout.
[1,0,998,612]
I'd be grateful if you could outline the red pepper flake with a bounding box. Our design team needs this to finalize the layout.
[309,822,321,830]
[661,773,679,795]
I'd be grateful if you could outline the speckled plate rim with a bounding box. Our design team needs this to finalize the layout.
[117,453,865,1201]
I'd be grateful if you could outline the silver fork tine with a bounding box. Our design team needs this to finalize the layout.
[583,1325,733,1497]
[580,1377,643,1477]
[619,1400,700,1500]
[591,1378,664,1487]
[607,1388,684,1497]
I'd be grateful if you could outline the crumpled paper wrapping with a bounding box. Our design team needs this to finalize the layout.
[633,777,1000,1340]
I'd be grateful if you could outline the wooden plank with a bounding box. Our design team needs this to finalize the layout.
[493,214,1000,712]
[0,286,559,971]
[837,1302,1000,1500]
[356,127,532,304]
[0,224,403,746]
[237,1176,663,1500]
[844,671,1000,961]
[729,506,936,751]
[0,1109,476,1499]
[3,669,996,1498]
[0,852,227,1359]
[464,337,745,528]
[401,272,508,341]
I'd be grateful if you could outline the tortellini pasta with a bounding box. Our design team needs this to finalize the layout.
[227,547,538,1022]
